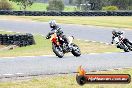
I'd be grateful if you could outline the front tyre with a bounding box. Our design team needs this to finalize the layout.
[71,43,81,57]
[52,43,64,58]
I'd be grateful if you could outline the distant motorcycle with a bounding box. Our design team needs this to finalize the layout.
[46,33,81,58]
[113,35,132,52]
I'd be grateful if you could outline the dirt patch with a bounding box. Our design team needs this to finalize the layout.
[0,45,18,51]
[0,45,5,49]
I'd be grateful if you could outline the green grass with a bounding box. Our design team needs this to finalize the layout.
[0,30,121,57]
[74,40,122,54]
[21,16,132,29]
[0,68,132,88]
[64,6,76,12]
[0,34,53,57]
[9,1,75,11]
[0,30,17,34]
[10,2,48,11]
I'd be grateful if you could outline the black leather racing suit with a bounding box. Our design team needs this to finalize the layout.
[46,25,69,44]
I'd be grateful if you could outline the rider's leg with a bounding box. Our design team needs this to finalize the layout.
[61,35,73,51]
[61,35,69,44]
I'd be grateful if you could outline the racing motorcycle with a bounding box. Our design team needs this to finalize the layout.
[113,35,132,52]
[46,33,81,58]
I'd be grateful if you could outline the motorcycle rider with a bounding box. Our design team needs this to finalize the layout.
[46,20,70,47]
[111,30,132,46]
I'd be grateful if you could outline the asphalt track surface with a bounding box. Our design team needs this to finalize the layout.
[0,20,132,77]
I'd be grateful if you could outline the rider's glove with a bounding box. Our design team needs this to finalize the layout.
[46,37,48,39]
[46,36,49,39]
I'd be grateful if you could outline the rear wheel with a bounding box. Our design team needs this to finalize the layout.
[71,43,81,57]
[124,48,129,52]
[122,44,130,52]
[52,43,64,58]
[125,42,132,51]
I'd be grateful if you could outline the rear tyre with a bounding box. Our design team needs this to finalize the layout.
[71,43,81,57]
[119,43,129,52]
[122,44,129,52]
[52,43,64,58]
[124,49,129,52]
[125,42,132,51]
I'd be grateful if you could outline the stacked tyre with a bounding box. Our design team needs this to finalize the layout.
[0,33,35,47]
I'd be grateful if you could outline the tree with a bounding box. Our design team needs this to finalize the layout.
[88,0,105,10]
[75,0,132,10]
[46,0,64,12]
[75,0,109,11]
[129,0,132,6]
[69,0,74,5]
[74,0,84,10]
[110,0,129,10]
[9,0,34,10]
[0,0,12,10]
[128,0,132,10]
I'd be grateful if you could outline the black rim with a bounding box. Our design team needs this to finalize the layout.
[56,47,64,56]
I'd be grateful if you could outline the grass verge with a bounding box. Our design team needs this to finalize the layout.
[0,30,121,57]
[20,16,132,29]
[0,68,132,88]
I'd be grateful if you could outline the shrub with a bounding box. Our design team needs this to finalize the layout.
[0,0,12,10]
[102,6,118,11]
[128,6,132,10]
[46,0,64,12]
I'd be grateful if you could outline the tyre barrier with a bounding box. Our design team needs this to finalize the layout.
[0,10,132,16]
[0,33,35,47]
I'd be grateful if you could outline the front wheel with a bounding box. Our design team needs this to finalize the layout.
[52,43,64,58]
[71,43,81,57]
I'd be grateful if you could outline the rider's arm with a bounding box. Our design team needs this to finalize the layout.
[56,26,63,35]
[46,31,54,39]
[46,29,58,39]
[118,31,123,35]
[46,33,51,39]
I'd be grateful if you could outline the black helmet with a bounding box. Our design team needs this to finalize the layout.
[49,20,57,28]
